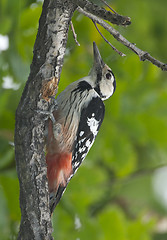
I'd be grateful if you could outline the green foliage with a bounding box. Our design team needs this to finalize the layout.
[0,0,167,239]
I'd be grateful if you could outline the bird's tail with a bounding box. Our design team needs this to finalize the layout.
[49,185,66,214]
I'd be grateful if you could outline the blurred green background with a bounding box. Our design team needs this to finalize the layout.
[0,0,167,239]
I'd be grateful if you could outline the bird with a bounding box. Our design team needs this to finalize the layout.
[46,42,116,214]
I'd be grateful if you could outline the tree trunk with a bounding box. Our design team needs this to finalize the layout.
[15,0,76,239]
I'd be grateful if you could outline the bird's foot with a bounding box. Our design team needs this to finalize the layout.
[36,97,58,124]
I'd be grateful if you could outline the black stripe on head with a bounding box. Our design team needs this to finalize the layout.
[94,67,103,98]
[94,84,106,99]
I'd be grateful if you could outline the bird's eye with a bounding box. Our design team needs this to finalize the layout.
[106,72,111,80]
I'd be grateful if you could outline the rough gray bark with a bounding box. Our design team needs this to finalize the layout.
[15,0,76,239]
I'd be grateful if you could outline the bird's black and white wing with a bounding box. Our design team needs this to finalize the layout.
[72,96,105,173]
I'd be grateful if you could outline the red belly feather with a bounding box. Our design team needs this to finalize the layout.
[46,152,72,192]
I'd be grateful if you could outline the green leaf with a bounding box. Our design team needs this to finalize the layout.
[98,206,127,240]
[0,174,20,221]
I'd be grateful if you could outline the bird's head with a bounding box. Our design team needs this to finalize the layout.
[89,42,116,100]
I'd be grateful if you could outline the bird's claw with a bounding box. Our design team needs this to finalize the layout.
[36,97,58,124]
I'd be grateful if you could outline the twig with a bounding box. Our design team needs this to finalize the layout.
[70,21,80,46]
[93,20,126,57]
[77,7,167,71]
[100,0,117,14]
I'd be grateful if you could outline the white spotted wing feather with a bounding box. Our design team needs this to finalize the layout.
[72,96,105,173]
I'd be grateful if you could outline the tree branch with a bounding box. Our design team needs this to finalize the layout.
[70,21,80,46]
[77,6,167,71]
[76,0,131,26]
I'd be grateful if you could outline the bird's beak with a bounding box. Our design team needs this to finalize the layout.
[93,42,105,70]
